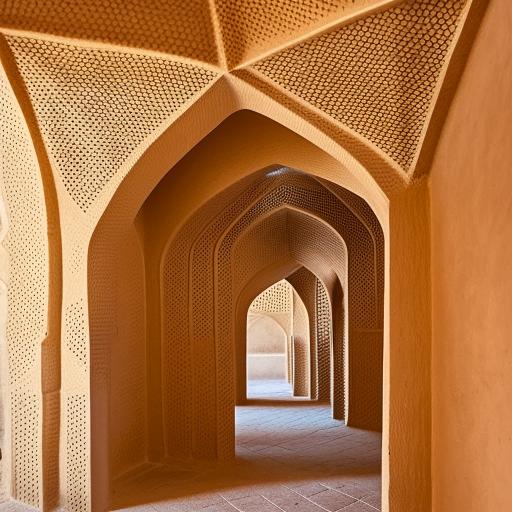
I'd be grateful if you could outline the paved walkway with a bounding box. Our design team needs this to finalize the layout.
[113,404,382,511]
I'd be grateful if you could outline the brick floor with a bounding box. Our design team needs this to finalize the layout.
[113,402,382,511]
[0,401,381,512]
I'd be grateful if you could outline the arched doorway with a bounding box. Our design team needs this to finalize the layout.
[246,280,297,400]
[86,110,422,512]
[88,125,384,507]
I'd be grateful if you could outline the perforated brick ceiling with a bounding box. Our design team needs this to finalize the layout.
[252,0,468,171]
[216,0,382,67]
[0,0,218,63]
[250,280,292,314]
[6,35,218,211]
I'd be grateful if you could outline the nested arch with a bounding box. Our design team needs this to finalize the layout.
[233,210,346,406]
[215,179,383,428]
[88,110,388,509]
[158,173,383,460]
[247,313,288,349]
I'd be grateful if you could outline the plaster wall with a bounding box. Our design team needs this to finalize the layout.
[109,224,146,477]
[247,314,287,354]
[430,1,512,510]
[247,314,288,381]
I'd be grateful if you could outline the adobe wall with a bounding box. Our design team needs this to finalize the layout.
[430,0,512,510]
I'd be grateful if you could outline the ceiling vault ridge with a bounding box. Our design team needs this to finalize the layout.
[0,26,225,74]
[208,0,228,70]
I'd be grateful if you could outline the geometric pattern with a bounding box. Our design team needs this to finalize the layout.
[6,35,218,211]
[253,0,468,171]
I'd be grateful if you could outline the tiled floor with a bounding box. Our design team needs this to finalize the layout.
[113,403,382,511]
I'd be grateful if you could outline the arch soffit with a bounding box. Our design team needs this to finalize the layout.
[232,211,339,320]
[236,261,315,350]
[155,171,375,306]
[159,168,365,279]
[88,85,389,256]
[160,169,371,285]
[236,260,299,333]
[228,204,347,293]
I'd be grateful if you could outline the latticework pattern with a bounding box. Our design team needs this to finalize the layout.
[6,35,218,211]
[287,268,318,399]
[291,289,310,398]
[252,0,469,171]
[216,0,384,67]
[316,278,332,402]
[0,0,218,63]
[250,280,292,314]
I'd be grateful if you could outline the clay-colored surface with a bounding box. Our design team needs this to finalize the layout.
[430,0,512,510]
[145,164,383,467]
[247,281,291,382]
[0,1,490,511]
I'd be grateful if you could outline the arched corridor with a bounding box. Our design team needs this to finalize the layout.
[99,157,386,510]
[1,2,510,512]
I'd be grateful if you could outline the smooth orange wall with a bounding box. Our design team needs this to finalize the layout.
[430,1,512,510]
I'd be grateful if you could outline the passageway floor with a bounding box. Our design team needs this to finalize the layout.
[112,404,382,512]
[246,379,294,400]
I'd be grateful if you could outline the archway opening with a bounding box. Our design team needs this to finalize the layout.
[88,112,386,510]
[246,280,309,401]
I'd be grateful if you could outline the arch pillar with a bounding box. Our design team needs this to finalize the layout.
[331,279,344,420]
[385,178,431,511]
[287,268,317,399]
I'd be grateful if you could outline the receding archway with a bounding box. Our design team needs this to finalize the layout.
[91,109,428,512]
[246,280,298,400]
[93,152,384,510]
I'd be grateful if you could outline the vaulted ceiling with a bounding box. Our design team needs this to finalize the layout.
[1,0,478,212]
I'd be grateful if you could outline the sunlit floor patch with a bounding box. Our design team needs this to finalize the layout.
[246,379,294,400]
